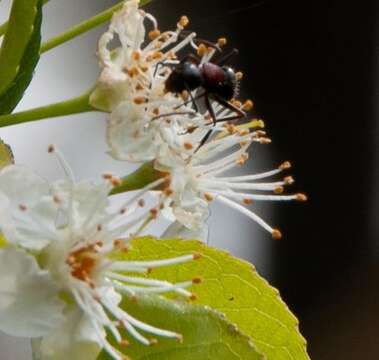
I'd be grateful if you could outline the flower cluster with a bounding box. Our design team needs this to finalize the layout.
[0,148,200,360]
[92,0,306,241]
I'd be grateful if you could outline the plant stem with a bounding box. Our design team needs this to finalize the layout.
[0,0,50,37]
[0,91,95,127]
[40,0,152,54]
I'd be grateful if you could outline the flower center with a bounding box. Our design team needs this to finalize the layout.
[66,245,99,285]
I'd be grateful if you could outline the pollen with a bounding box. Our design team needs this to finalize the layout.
[178,15,189,28]
[68,246,98,283]
[272,229,282,240]
[148,29,161,40]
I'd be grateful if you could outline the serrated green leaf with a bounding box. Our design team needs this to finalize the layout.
[113,237,310,360]
[0,0,43,114]
[98,295,263,360]
[0,139,14,169]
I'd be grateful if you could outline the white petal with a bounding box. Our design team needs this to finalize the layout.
[107,102,156,162]
[0,165,48,210]
[162,221,209,242]
[0,248,64,338]
[40,306,101,360]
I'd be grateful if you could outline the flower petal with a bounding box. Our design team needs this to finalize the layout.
[39,306,101,360]
[0,248,64,338]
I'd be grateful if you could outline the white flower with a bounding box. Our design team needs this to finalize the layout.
[0,150,200,360]
[156,131,307,240]
[93,0,241,163]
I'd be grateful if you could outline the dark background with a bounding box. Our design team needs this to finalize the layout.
[146,0,379,358]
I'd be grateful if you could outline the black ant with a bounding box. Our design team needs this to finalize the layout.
[153,41,248,148]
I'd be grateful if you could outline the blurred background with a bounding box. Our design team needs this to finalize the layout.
[0,0,378,359]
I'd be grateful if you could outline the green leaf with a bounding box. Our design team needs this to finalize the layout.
[113,237,310,360]
[0,0,43,114]
[0,139,14,169]
[98,295,263,360]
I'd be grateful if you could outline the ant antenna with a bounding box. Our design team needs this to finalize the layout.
[215,48,239,66]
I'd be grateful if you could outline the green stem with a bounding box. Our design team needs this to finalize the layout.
[0,0,50,37]
[40,0,152,54]
[110,162,164,195]
[0,91,95,127]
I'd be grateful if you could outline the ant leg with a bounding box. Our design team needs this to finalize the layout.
[184,84,200,113]
[194,93,217,152]
[212,94,246,123]
[195,129,213,152]
[179,31,221,51]
[153,61,178,78]
[174,91,206,110]
[214,48,239,66]
[152,111,195,121]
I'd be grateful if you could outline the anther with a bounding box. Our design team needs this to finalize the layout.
[204,193,214,202]
[184,142,193,150]
[242,100,254,111]
[164,188,173,196]
[284,176,294,185]
[192,277,202,284]
[274,186,284,194]
[250,119,265,128]
[149,338,158,346]
[272,229,282,240]
[190,293,198,301]
[217,37,227,47]
[120,339,130,347]
[148,29,161,40]
[243,198,253,205]
[138,199,146,207]
[18,204,27,211]
[53,195,61,204]
[197,43,208,57]
[178,15,189,28]
[97,224,103,232]
[132,50,141,61]
[235,72,244,81]
[133,96,147,105]
[150,208,158,219]
[193,252,202,260]
[181,90,189,101]
[176,334,184,343]
[296,193,308,202]
[111,177,122,187]
[47,144,55,153]
[279,161,292,170]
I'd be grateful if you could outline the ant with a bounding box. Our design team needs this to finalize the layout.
[153,40,247,148]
